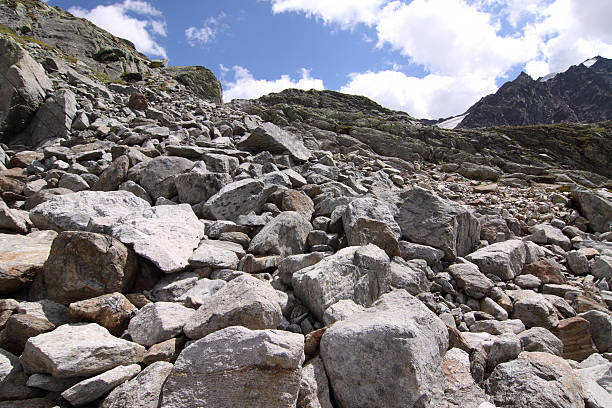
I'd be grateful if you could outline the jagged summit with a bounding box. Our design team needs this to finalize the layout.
[454,56,612,129]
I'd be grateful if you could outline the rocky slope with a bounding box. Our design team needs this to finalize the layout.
[455,56,612,128]
[1,1,612,408]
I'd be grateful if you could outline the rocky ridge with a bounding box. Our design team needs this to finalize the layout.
[453,56,612,129]
[0,1,612,407]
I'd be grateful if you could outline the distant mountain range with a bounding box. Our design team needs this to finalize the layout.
[437,56,612,129]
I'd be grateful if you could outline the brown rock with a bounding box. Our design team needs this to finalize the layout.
[522,259,566,284]
[125,293,152,309]
[0,314,54,354]
[0,231,57,295]
[24,188,73,211]
[142,336,186,365]
[238,254,282,274]
[473,183,498,193]
[69,293,137,335]
[281,189,315,220]
[304,327,327,356]
[551,316,598,361]
[0,175,24,197]
[8,151,44,168]
[347,218,401,258]
[127,93,148,111]
[43,231,138,305]
[571,295,609,314]
[92,155,129,191]
[219,231,251,249]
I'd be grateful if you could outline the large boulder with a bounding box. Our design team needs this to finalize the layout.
[551,316,599,361]
[137,156,194,201]
[20,323,145,378]
[343,198,401,257]
[237,122,312,161]
[201,178,266,222]
[571,189,612,233]
[580,310,612,353]
[92,204,205,274]
[448,262,494,299]
[396,186,480,261]
[127,302,195,346]
[0,230,56,295]
[68,293,137,336]
[248,211,312,257]
[183,274,283,339]
[466,239,527,281]
[21,89,77,146]
[320,290,449,408]
[292,244,391,320]
[512,293,559,329]
[43,231,138,305]
[0,34,52,141]
[29,190,151,232]
[161,326,304,408]
[485,352,585,407]
[100,361,173,408]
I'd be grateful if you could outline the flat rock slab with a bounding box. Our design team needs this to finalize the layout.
[100,361,173,408]
[0,230,56,295]
[29,191,150,232]
[237,122,312,161]
[202,178,266,222]
[248,211,312,257]
[161,326,304,408]
[20,323,145,378]
[61,364,141,406]
[95,204,205,273]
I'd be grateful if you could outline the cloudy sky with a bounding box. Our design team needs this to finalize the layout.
[46,0,611,120]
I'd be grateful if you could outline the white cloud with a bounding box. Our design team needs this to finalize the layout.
[340,70,497,119]
[270,0,387,27]
[185,13,227,46]
[267,0,612,118]
[223,66,324,102]
[69,1,167,58]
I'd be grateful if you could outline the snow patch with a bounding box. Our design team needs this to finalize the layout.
[436,114,467,129]
[538,72,558,82]
[582,57,598,68]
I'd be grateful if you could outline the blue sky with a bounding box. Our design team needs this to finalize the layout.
[45,0,612,119]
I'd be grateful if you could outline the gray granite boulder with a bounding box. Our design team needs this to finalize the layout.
[571,189,612,233]
[466,239,527,281]
[43,231,138,305]
[100,361,173,408]
[137,156,194,200]
[61,364,141,406]
[161,326,304,408]
[128,302,195,346]
[93,204,205,273]
[449,262,494,299]
[183,274,283,339]
[396,186,480,261]
[249,211,312,257]
[20,323,145,378]
[29,190,150,232]
[320,290,449,408]
[237,122,312,161]
[202,178,266,222]
[292,244,391,320]
[485,352,585,407]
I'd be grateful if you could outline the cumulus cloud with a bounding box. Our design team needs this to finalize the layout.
[69,0,167,58]
[222,66,324,102]
[268,0,612,118]
[340,70,497,119]
[186,13,227,46]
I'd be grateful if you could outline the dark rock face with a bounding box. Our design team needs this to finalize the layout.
[163,66,223,104]
[458,57,612,128]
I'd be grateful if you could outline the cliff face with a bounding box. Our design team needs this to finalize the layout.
[457,57,612,128]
